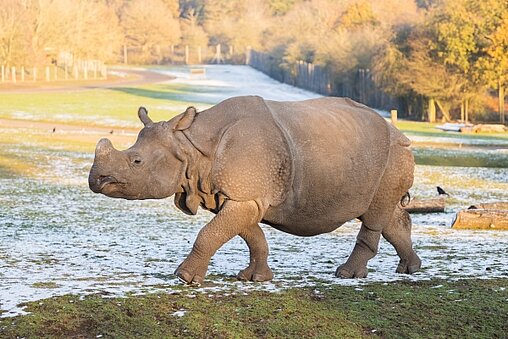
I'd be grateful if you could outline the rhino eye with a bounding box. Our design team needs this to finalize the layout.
[134,159,142,164]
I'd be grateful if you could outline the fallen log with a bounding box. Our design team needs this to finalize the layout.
[471,124,506,133]
[468,202,508,211]
[404,197,445,214]
[452,209,508,230]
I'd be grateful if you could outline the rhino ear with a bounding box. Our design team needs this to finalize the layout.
[174,106,197,131]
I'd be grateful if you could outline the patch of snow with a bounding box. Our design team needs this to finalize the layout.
[1,65,507,318]
[154,65,322,104]
[108,71,129,78]
[172,309,187,317]
[409,134,508,147]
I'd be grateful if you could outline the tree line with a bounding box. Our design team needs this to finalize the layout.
[1,0,506,121]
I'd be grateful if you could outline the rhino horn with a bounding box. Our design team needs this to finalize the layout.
[95,138,115,157]
[138,106,153,126]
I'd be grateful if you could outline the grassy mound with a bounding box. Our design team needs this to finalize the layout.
[1,279,506,338]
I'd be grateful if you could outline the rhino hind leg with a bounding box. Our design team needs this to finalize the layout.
[237,224,273,282]
[175,200,261,285]
[337,143,416,279]
[382,206,421,274]
[335,211,386,279]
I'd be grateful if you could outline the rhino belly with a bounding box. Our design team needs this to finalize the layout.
[262,98,391,236]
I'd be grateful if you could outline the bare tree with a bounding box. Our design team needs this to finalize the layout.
[180,9,209,48]
[65,0,122,62]
[28,0,73,65]
[204,0,271,51]
[0,0,31,66]
[121,0,181,63]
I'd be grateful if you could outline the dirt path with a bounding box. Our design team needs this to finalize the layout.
[0,117,137,133]
[0,67,174,93]
[0,117,140,148]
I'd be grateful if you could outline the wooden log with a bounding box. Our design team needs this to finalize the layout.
[468,202,508,211]
[403,197,445,214]
[472,124,506,133]
[452,209,508,230]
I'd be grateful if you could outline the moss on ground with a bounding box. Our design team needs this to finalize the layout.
[1,279,506,338]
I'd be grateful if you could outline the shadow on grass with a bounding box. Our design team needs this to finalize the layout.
[110,87,183,101]
[109,85,226,105]
[413,149,508,168]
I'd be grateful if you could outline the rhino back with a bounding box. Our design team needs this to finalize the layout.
[262,97,391,235]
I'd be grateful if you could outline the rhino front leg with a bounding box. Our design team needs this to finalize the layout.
[237,224,273,282]
[175,200,261,285]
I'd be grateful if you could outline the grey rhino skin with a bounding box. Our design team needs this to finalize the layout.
[89,96,421,284]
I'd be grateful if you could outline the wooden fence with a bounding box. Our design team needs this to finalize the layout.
[248,49,397,111]
[0,60,107,83]
[123,44,251,65]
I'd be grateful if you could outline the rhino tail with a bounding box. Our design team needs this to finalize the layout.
[400,192,411,207]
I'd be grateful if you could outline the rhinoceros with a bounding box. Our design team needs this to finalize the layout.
[89,96,421,284]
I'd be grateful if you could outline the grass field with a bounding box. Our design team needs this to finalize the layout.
[0,84,209,128]
[1,66,507,337]
[1,279,506,338]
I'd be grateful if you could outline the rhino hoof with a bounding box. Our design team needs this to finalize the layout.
[395,256,422,275]
[237,265,273,282]
[175,267,204,286]
[335,264,368,279]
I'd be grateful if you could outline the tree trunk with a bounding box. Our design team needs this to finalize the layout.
[465,99,469,123]
[428,98,436,122]
[435,99,451,121]
[468,202,508,210]
[452,209,508,230]
[123,44,128,64]
[499,80,505,124]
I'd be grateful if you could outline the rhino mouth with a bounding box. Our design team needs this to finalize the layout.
[96,175,124,192]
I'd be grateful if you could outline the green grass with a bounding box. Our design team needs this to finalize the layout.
[1,279,506,338]
[413,147,508,167]
[0,83,212,127]
[397,120,508,142]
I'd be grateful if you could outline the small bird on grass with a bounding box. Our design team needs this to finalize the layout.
[437,186,450,196]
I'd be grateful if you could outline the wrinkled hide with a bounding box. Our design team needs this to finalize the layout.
[89,96,421,284]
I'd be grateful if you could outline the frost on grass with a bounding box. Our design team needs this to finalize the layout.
[1,65,507,317]
[0,154,507,317]
[154,64,321,105]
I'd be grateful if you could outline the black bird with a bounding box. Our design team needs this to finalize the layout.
[437,186,449,196]
[52,127,56,133]
[109,130,114,134]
